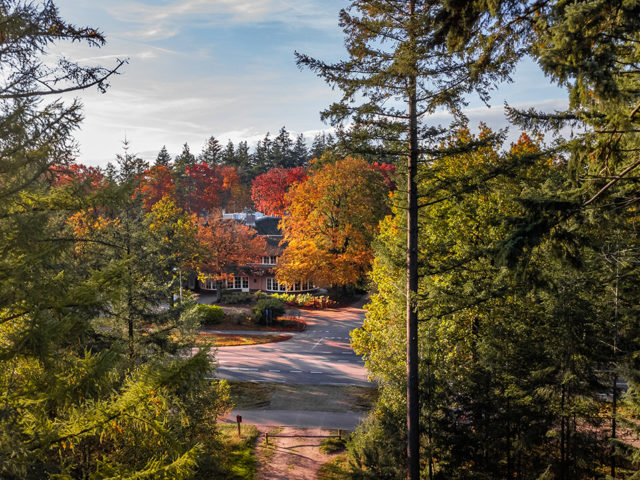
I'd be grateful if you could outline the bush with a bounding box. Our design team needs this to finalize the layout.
[224,308,248,325]
[251,298,286,325]
[220,291,255,305]
[194,304,225,326]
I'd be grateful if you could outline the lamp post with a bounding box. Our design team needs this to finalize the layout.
[173,267,183,303]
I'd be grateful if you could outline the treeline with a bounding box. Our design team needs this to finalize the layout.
[149,127,336,183]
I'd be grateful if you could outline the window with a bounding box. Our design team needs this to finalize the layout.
[270,256,278,264]
[242,277,249,289]
[294,281,301,291]
[262,256,270,264]
[234,276,242,289]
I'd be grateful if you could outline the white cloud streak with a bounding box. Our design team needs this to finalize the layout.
[107,0,339,39]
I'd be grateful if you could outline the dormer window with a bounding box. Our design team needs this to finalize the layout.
[262,256,278,265]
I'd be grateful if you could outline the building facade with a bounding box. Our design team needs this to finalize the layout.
[191,211,316,294]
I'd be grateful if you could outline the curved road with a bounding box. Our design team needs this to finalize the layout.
[213,298,373,387]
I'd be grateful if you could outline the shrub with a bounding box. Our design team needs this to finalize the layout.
[220,291,255,305]
[251,298,286,325]
[224,308,248,325]
[195,304,225,326]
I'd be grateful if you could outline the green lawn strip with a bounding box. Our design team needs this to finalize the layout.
[216,424,260,480]
[197,333,292,347]
[319,433,349,454]
[228,381,378,412]
[317,455,351,480]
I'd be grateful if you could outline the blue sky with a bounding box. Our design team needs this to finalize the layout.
[53,0,567,167]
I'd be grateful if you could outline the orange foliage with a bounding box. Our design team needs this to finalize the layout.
[136,165,175,211]
[277,157,388,287]
[196,214,266,280]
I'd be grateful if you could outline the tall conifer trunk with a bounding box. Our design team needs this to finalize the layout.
[406,2,420,478]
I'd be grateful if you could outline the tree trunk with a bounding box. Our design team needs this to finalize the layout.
[406,3,420,479]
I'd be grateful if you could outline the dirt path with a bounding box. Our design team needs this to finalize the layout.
[256,427,341,480]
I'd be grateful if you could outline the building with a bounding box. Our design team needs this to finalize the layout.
[191,210,316,294]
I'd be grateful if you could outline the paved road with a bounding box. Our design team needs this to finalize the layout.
[221,409,366,430]
[211,297,374,387]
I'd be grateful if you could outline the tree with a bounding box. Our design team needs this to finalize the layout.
[296,3,508,476]
[199,136,222,167]
[196,215,266,301]
[221,140,235,166]
[277,157,388,289]
[0,2,230,477]
[183,163,223,214]
[292,133,309,167]
[251,166,307,217]
[155,145,172,166]
[136,164,175,211]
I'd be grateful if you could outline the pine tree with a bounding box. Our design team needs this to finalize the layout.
[291,133,309,167]
[271,126,294,168]
[199,135,222,167]
[296,3,511,477]
[221,139,235,167]
[155,145,172,166]
[174,142,196,171]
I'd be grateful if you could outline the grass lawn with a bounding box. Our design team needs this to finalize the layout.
[317,455,351,480]
[216,423,260,480]
[228,381,377,412]
[197,333,292,347]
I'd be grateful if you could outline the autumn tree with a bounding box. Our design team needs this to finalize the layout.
[196,215,266,301]
[277,157,388,289]
[250,166,307,217]
[136,164,175,210]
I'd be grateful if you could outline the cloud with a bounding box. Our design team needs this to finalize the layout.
[107,0,339,40]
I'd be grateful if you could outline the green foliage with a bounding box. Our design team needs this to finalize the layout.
[220,291,256,305]
[186,304,225,326]
[250,298,286,325]
[0,3,231,478]
[319,435,349,454]
[270,292,315,307]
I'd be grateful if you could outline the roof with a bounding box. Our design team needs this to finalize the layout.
[254,216,282,236]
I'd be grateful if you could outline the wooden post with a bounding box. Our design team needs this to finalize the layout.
[265,433,269,445]
[338,429,343,440]
[236,415,242,436]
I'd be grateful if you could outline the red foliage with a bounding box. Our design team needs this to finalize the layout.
[136,165,175,211]
[251,167,307,217]
[370,162,396,190]
[49,163,104,190]
[183,163,224,214]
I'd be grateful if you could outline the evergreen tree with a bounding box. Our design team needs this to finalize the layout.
[252,132,272,177]
[271,126,294,168]
[221,139,235,167]
[309,132,335,160]
[291,133,309,167]
[0,3,230,477]
[174,142,197,171]
[234,140,252,184]
[296,3,511,477]
[199,135,222,167]
[155,145,172,167]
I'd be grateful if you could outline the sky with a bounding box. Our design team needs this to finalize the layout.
[52,0,568,168]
